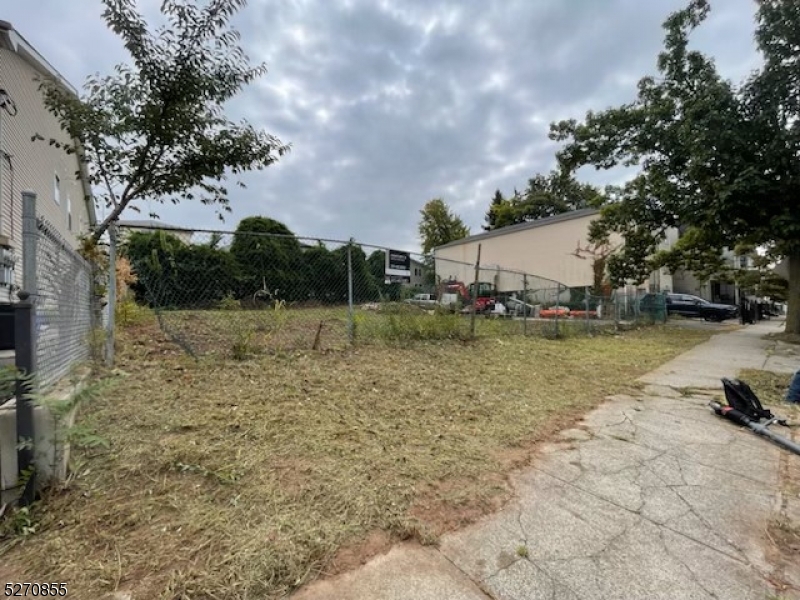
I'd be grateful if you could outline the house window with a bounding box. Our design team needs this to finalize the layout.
[67,195,72,230]
[54,174,61,205]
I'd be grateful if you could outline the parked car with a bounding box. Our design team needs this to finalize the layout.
[665,293,739,322]
[404,293,438,309]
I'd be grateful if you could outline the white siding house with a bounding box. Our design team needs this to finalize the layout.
[0,20,95,304]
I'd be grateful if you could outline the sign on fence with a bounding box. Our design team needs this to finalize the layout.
[385,249,411,283]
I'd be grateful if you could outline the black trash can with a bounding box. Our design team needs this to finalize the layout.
[0,303,14,351]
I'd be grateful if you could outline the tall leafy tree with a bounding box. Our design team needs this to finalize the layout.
[303,243,346,304]
[550,0,800,333]
[230,217,304,301]
[483,173,602,231]
[124,231,237,307]
[332,244,380,303]
[39,0,289,242]
[483,190,505,231]
[418,198,470,255]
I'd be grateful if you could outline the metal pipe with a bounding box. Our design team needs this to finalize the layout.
[106,222,117,367]
[470,244,481,338]
[347,240,354,344]
[709,402,800,456]
[523,274,528,336]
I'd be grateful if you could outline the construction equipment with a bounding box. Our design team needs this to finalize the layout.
[438,280,496,314]
[708,378,800,456]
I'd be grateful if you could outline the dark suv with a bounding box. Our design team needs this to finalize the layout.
[665,293,739,322]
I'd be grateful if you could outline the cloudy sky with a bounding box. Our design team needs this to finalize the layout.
[4,0,761,252]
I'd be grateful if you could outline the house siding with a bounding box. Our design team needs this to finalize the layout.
[0,46,90,259]
[434,212,620,289]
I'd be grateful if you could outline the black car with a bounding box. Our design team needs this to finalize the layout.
[665,293,739,322]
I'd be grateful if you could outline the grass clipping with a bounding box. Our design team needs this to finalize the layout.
[1,323,713,599]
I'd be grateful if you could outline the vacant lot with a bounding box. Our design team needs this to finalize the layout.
[145,303,618,357]
[1,321,713,599]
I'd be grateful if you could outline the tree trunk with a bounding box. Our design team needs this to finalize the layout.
[786,253,800,334]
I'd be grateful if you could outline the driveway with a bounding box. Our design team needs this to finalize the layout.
[293,320,800,600]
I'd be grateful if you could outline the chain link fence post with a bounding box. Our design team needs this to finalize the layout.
[21,192,37,301]
[14,290,36,506]
[106,222,117,367]
[554,283,561,338]
[347,238,355,345]
[470,244,482,338]
[523,274,528,336]
[585,285,590,334]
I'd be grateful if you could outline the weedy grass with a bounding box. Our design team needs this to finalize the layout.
[738,369,797,406]
[0,319,713,599]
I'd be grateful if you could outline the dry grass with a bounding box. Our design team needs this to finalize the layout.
[0,320,713,599]
[154,304,626,358]
[765,331,800,346]
[738,369,796,406]
[739,370,800,595]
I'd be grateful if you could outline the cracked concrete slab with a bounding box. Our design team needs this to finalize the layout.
[290,543,491,600]
[291,321,800,600]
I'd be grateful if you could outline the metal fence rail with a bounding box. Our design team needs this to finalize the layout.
[116,224,665,358]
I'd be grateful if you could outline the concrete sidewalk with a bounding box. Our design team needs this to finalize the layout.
[292,321,800,600]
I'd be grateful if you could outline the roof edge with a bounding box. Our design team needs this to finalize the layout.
[434,208,601,252]
[0,21,78,96]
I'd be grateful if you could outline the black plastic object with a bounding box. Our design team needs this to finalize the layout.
[710,401,800,456]
[721,377,773,421]
[0,303,14,351]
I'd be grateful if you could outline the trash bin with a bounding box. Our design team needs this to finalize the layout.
[0,303,13,351]
[787,370,800,404]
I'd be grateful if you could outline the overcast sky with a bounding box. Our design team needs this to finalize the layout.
[4,0,761,252]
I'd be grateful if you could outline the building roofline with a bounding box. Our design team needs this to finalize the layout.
[0,20,78,96]
[118,220,194,233]
[434,208,601,251]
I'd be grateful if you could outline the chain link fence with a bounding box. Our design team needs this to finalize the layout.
[24,197,95,391]
[116,225,666,358]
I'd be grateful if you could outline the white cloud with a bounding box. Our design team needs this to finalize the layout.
[2,0,761,252]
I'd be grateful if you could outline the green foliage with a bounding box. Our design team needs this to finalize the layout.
[125,230,238,308]
[550,0,800,331]
[231,217,305,301]
[734,253,789,301]
[484,171,604,231]
[372,312,468,342]
[0,365,17,401]
[418,199,470,254]
[216,293,241,311]
[38,0,289,241]
[367,250,403,301]
[0,505,38,540]
[121,219,397,309]
[302,243,347,304]
[335,244,380,303]
[230,329,256,360]
[483,189,506,231]
[115,296,153,327]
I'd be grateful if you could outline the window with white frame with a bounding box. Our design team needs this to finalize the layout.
[54,174,61,205]
[67,195,72,230]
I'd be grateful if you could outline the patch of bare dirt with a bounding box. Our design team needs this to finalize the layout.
[325,530,394,577]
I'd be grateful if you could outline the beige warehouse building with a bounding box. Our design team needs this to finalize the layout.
[433,209,674,296]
